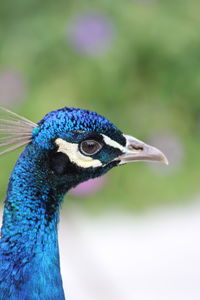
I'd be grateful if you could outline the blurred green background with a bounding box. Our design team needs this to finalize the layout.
[0,0,200,212]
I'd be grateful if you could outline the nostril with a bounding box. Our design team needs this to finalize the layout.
[128,144,144,151]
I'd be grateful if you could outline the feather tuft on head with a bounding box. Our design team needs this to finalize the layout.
[0,106,37,155]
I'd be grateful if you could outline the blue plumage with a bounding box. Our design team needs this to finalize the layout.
[0,144,64,299]
[33,107,126,148]
[0,107,167,299]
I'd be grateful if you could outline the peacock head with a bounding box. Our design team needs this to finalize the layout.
[0,107,168,188]
[31,107,168,184]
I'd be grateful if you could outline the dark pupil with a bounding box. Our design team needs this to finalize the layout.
[81,140,100,155]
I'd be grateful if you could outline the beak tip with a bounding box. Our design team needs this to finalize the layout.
[162,156,169,165]
[153,148,169,165]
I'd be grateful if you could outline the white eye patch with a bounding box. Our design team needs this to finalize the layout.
[102,134,125,153]
[55,134,126,169]
[55,138,102,169]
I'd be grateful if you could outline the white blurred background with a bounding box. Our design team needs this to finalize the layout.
[58,198,200,300]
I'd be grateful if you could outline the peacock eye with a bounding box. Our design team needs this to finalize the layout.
[79,140,103,156]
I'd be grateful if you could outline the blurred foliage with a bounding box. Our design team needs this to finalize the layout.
[0,0,200,212]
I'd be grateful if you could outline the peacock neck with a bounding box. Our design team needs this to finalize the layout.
[0,143,70,299]
[1,143,68,248]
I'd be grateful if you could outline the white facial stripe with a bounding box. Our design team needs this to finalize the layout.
[55,138,102,169]
[102,134,125,153]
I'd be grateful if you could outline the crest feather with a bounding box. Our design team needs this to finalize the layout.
[0,107,37,155]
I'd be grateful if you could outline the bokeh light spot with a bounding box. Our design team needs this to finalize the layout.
[70,176,107,197]
[148,132,184,175]
[67,11,115,57]
[0,69,26,106]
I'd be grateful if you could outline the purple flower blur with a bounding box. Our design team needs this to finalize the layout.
[70,176,107,197]
[67,12,115,57]
[148,132,184,175]
[0,69,26,106]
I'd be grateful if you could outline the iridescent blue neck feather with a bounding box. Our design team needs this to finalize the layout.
[0,107,124,300]
[0,142,117,298]
[0,144,65,299]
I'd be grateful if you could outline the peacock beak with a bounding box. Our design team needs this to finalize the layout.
[116,135,168,165]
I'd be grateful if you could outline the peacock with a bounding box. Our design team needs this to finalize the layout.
[0,106,168,299]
